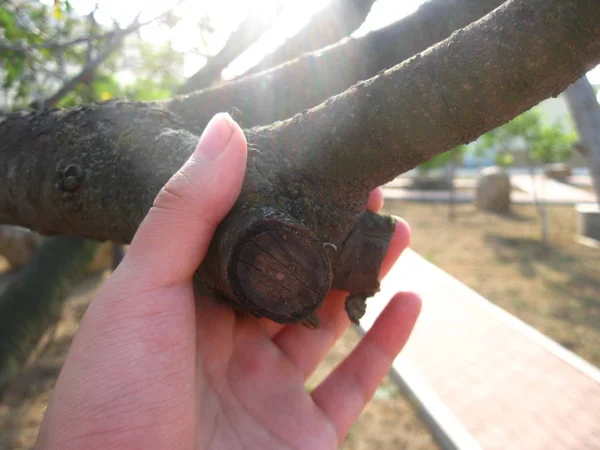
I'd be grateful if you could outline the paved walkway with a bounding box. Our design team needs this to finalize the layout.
[359,250,600,450]
[511,174,596,203]
[383,175,596,205]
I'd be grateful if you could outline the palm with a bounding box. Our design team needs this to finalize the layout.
[194,291,342,449]
[194,282,419,450]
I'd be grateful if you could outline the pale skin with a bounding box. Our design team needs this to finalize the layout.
[35,113,421,450]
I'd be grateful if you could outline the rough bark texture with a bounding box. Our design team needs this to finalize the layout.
[0,236,99,394]
[168,0,507,128]
[1,0,599,323]
[244,0,376,76]
[564,77,600,206]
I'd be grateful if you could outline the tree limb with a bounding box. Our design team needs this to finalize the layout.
[31,2,188,110]
[0,3,185,54]
[32,34,123,109]
[1,0,599,323]
[176,3,286,94]
[169,0,507,128]
[243,0,376,76]
[178,0,375,95]
[1,25,126,53]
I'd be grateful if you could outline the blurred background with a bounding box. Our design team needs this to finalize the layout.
[1,1,599,448]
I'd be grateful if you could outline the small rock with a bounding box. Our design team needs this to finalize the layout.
[545,163,572,181]
[475,166,511,213]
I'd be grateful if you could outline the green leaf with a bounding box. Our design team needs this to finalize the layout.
[3,55,25,89]
[0,7,18,37]
[53,5,64,21]
[495,152,514,167]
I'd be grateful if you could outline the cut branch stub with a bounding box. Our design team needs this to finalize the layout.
[228,219,332,322]
[195,187,339,323]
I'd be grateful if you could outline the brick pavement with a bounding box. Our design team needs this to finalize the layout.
[360,250,600,450]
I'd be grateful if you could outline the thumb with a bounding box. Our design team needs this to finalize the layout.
[123,113,248,288]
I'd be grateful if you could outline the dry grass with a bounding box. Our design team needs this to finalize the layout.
[383,201,600,368]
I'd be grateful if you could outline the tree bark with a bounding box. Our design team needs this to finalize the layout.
[564,76,600,206]
[168,0,507,128]
[243,0,376,76]
[0,236,99,394]
[1,0,599,324]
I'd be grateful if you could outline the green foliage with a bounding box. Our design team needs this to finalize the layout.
[494,151,514,168]
[1,1,89,107]
[124,79,172,101]
[417,145,465,174]
[476,109,576,165]
[529,122,576,164]
[1,1,200,110]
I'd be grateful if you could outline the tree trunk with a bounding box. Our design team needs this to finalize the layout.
[448,150,460,221]
[563,76,600,206]
[1,0,599,324]
[0,237,99,394]
[526,151,549,246]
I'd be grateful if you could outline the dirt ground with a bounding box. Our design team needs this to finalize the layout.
[0,270,438,449]
[383,201,600,368]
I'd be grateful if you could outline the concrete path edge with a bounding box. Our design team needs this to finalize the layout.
[358,249,600,449]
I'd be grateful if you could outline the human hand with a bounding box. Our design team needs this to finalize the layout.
[36,113,420,450]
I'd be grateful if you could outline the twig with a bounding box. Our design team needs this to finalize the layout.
[0,1,186,54]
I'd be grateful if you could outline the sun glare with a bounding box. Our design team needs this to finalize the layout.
[42,0,600,87]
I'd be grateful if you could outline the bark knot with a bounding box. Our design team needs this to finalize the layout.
[57,164,84,193]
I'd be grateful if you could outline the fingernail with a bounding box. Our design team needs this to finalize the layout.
[195,113,235,160]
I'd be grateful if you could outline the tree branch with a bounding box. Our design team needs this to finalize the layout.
[176,3,286,94]
[1,0,599,323]
[168,0,507,128]
[243,0,376,76]
[0,5,174,54]
[30,2,187,110]
[33,34,124,109]
[1,27,121,53]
